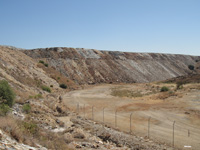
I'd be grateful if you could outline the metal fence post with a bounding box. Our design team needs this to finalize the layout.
[83,104,85,119]
[77,103,79,114]
[103,107,105,127]
[173,121,176,147]
[148,117,151,138]
[130,113,133,133]
[115,110,117,128]
[92,106,94,120]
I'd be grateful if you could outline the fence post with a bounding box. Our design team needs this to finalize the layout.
[103,107,105,127]
[173,121,176,147]
[77,103,79,114]
[188,129,190,137]
[83,104,85,119]
[148,117,151,138]
[92,106,94,120]
[130,113,133,133]
[115,110,117,128]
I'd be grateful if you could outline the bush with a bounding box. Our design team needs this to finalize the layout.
[44,63,48,67]
[188,65,194,70]
[29,94,43,99]
[39,60,44,64]
[22,121,38,135]
[41,85,51,93]
[59,84,67,89]
[0,80,15,107]
[160,86,169,92]
[0,104,10,116]
[22,104,31,114]
[176,82,184,90]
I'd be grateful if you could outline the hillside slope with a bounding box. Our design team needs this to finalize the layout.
[23,47,199,84]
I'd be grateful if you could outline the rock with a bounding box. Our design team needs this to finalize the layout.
[73,132,85,139]
[75,145,82,148]
[58,96,62,103]
[56,106,62,113]
[97,132,111,142]
[64,133,73,144]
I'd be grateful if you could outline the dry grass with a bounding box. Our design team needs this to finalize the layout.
[111,89,143,98]
[0,116,72,150]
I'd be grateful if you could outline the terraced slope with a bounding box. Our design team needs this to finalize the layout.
[23,47,199,84]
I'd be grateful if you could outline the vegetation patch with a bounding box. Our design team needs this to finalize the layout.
[111,89,143,98]
[41,85,51,93]
[188,65,194,70]
[0,80,15,107]
[39,60,45,64]
[39,60,48,67]
[0,104,10,116]
[0,117,70,149]
[59,83,67,89]
[29,94,43,99]
[176,81,184,90]
[160,86,169,92]
[22,104,31,114]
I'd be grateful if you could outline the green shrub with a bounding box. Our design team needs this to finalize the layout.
[176,82,184,90]
[44,63,48,67]
[160,86,169,92]
[22,121,38,135]
[22,104,31,114]
[0,80,15,107]
[39,60,44,64]
[0,104,10,116]
[188,65,194,70]
[29,94,43,99]
[59,84,67,89]
[41,85,51,93]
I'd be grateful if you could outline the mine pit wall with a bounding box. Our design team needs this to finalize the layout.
[23,47,198,85]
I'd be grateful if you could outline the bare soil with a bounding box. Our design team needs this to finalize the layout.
[63,83,200,150]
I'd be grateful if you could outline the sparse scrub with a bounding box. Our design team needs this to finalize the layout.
[0,117,70,149]
[22,121,38,135]
[176,81,184,90]
[59,83,67,89]
[39,60,44,64]
[0,104,10,116]
[22,104,31,114]
[0,80,15,107]
[29,94,43,99]
[39,60,48,67]
[41,85,51,93]
[188,65,194,70]
[111,89,143,98]
[44,63,48,67]
[160,86,169,92]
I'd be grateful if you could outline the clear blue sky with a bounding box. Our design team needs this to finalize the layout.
[0,0,200,55]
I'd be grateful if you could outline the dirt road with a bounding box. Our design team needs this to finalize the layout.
[63,84,200,149]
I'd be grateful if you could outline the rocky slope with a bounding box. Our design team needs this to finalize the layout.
[0,45,198,150]
[23,47,199,85]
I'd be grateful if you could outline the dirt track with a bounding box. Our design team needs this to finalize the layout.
[63,83,200,149]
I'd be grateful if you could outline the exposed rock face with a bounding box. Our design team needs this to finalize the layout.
[23,47,199,84]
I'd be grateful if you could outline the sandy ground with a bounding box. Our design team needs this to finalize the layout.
[63,83,200,149]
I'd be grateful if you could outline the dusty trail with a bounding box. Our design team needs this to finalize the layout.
[63,84,200,149]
